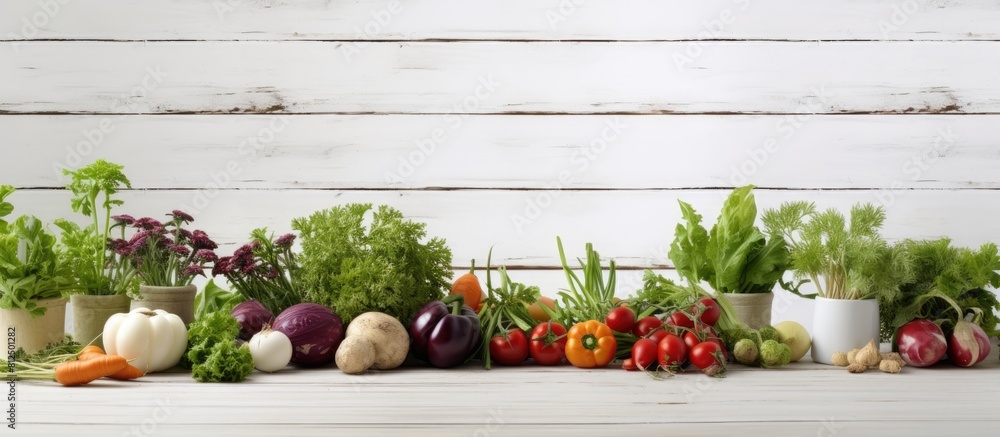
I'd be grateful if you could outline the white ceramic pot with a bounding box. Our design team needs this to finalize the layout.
[0,297,67,354]
[811,297,880,365]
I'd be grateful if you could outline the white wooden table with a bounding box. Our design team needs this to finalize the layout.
[16,357,999,436]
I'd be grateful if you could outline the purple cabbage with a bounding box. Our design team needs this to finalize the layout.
[231,300,274,341]
[273,303,344,366]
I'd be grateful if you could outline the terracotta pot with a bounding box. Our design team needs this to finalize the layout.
[71,294,130,349]
[0,297,68,354]
[811,297,880,365]
[132,284,197,325]
[724,292,774,330]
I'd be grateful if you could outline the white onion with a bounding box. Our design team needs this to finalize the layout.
[248,328,293,372]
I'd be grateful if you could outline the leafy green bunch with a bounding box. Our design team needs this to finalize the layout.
[879,239,1000,341]
[0,185,15,230]
[293,203,453,324]
[669,185,791,295]
[762,202,912,301]
[184,310,253,383]
[55,160,136,296]
[0,186,76,316]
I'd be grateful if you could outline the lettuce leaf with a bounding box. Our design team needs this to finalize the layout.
[669,186,790,295]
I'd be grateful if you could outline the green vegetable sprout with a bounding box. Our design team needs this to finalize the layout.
[762,201,913,300]
[56,160,137,296]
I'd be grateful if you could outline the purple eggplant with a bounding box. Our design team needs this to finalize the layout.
[410,295,481,368]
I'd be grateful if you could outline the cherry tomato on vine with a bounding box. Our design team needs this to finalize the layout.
[667,311,695,330]
[690,341,726,377]
[632,316,663,337]
[657,333,687,369]
[606,307,636,333]
[647,328,669,346]
[690,297,721,327]
[631,338,658,370]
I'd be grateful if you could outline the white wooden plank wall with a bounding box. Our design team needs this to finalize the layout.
[2,0,999,330]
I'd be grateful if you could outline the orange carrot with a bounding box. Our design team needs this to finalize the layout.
[108,364,144,381]
[77,345,106,361]
[54,355,127,386]
[450,260,484,311]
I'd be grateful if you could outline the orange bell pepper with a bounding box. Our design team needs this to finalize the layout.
[565,320,617,368]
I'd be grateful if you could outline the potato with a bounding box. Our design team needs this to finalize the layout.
[344,312,410,370]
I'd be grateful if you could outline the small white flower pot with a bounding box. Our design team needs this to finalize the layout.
[811,297,880,365]
[1,298,67,354]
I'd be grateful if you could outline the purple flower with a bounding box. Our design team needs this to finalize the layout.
[231,241,259,269]
[174,228,193,240]
[182,264,205,278]
[191,230,218,250]
[134,217,163,231]
[157,236,173,249]
[212,257,233,276]
[111,215,136,226]
[265,266,280,280]
[194,249,218,263]
[128,231,150,249]
[169,210,195,223]
[171,244,191,257]
[108,238,132,256]
[274,233,296,249]
[242,263,258,275]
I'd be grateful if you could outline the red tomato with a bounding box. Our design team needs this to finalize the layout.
[490,328,529,366]
[647,328,669,345]
[631,338,658,370]
[682,331,701,351]
[690,341,726,377]
[528,322,568,365]
[606,307,636,333]
[666,311,695,330]
[622,358,639,371]
[657,334,687,369]
[690,297,721,327]
[632,316,663,337]
[708,337,729,362]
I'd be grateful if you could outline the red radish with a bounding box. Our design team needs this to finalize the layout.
[896,319,947,367]
[622,358,638,371]
[948,320,991,367]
